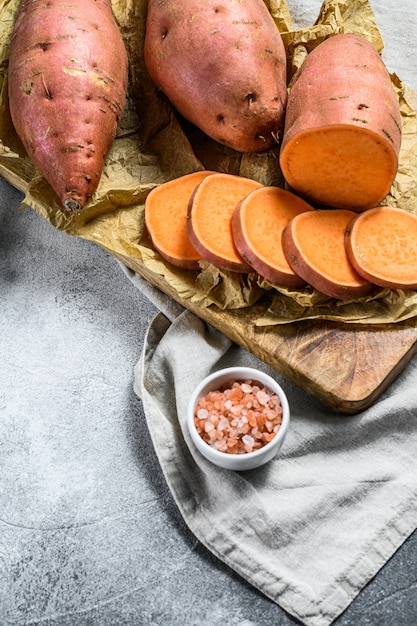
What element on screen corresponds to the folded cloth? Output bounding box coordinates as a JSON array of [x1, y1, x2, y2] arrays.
[[119, 263, 185, 322], [133, 306, 417, 626]]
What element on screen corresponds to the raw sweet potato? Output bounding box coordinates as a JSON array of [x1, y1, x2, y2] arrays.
[[282, 209, 373, 300], [145, 171, 215, 270], [231, 186, 314, 287], [8, 0, 128, 213], [187, 173, 263, 273], [279, 34, 402, 211], [144, 0, 287, 153], [345, 206, 417, 289]]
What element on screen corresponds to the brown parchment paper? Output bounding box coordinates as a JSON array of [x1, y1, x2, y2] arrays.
[[1, 0, 417, 324]]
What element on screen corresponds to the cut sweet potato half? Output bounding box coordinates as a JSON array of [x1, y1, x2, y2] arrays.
[[345, 206, 417, 289], [279, 34, 402, 211], [187, 173, 263, 273], [231, 186, 314, 287], [281, 126, 398, 210], [282, 209, 373, 300], [145, 171, 215, 270]]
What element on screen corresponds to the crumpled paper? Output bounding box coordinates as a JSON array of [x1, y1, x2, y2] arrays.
[[1, 0, 417, 324]]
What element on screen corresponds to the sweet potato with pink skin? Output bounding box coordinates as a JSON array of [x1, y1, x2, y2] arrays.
[[282, 209, 373, 300], [279, 33, 402, 211], [144, 0, 287, 153], [231, 186, 314, 287], [8, 0, 128, 213]]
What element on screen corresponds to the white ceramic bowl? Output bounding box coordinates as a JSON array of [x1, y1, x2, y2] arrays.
[[187, 366, 290, 471]]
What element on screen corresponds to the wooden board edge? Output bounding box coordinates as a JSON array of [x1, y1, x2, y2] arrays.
[[102, 246, 417, 415]]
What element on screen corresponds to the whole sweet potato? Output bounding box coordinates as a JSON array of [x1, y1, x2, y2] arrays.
[[144, 0, 287, 153], [8, 0, 128, 212], [279, 33, 402, 211]]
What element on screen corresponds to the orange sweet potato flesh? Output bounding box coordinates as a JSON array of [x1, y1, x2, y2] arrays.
[[279, 34, 402, 211], [345, 206, 417, 289], [145, 171, 215, 270], [187, 173, 263, 273], [231, 186, 314, 287], [8, 0, 128, 213], [282, 209, 373, 300], [144, 0, 287, 153]]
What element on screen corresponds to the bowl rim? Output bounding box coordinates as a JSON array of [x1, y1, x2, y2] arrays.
[[187, 366, 290, 462]]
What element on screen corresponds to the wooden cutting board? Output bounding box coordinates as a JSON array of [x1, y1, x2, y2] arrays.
[[2, 158, 417, 416], [110, 249, 417, 415]]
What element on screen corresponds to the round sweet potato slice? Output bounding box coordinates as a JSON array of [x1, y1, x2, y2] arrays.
[[231, 186, 314, 287], [145, 171, 215, 270], [345, 206, 417, 289], [187, 173, 263, 273], [282, 209, 373, 300]]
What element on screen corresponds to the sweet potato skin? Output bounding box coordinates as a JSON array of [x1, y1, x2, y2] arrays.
[[279, 33, 402, 210], [144, 0, 287, 153], [8, 0, 128, 212]]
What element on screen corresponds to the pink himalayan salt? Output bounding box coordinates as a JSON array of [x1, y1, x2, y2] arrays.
[[194, 379, 283, 455]]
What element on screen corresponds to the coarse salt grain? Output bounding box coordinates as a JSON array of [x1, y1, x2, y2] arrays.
[[194, 379, 283, 455], [242, 434, 255, 447], [256, 390, 270, 406], [218, 417, 229, 431]]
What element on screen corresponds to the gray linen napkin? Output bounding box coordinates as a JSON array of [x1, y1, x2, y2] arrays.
[[131, 293, 417, 626]]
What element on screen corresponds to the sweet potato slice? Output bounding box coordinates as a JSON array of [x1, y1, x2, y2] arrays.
[[187, 173, 263, 273], [145, 171, 215, 270], [231, 186, 314, 287], [279, 34, 402, 211], [345, 206, 417, 289], [282, 209, 373, 300]]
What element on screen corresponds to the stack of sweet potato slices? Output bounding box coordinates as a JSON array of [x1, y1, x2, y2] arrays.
[[144, 172, 417, 300]]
